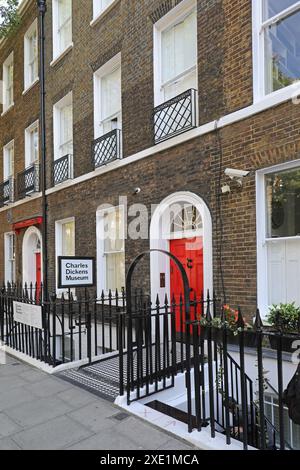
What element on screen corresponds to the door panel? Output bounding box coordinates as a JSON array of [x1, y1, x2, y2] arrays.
[[170, 237, 203, 332], [35, 252, 41, 300]]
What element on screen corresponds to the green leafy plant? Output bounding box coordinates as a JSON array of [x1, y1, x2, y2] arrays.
[[0, 0, 20, 40], [200, 304, 253, 336], [267, 303, 300, 332]]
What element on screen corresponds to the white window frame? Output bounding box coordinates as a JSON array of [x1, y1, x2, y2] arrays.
[[96, 205, 125, 297], [52, 0, 73, 61], [2, 52, 14, 114], [55, 217, 75, 295], [92, 0, 117, 23], [25, 120, 39, 168], [264, 393, 300, 450], [4, 232, 15, 284], [252, 0, 300, 106], [3, 140, 14, 181], [153, 0, 198, 106], [256, 158, 300, 318], [53, 91, 73, 162], [93, 53, 122, 140], [24, 19, 39, 92]]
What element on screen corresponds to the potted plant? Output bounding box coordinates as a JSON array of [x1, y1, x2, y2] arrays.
[[200, 305, 255, 347], [267, 303, 300, 353]]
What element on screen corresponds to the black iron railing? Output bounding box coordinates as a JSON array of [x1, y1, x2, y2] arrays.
[[92, 129, 122, 169], [0, 284, 126, 367], [53, 154, 73, 186], [185, 300, 300, 450], [153, 89, 197, 144], [17, 163, 40, 200], [0, 178, 14, 207], [2, 280, 300, 451]]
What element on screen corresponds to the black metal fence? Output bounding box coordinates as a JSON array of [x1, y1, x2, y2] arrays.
[[17, 163, 40, 199], [122, 289, 300, 451], [52, 154, 73, 185], [0, 178, 14, 207], [153, 89, 197, 144], [0, 284, 126, 367], [1, 283, 300, 450], [92, 129, 122, 169], [185, 302, 300, 450]]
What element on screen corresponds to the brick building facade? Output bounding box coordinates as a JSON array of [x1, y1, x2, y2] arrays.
[[0, 0, 42, 287], [1, 0, 300, 318]]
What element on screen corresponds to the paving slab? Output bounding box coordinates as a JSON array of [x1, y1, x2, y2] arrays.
[[67, 401, 118, 432], [0, 356, 195, 451], [0, 413, 22, 438], [0, 375, 28, 392], [12, 415, 93, 450], [57, 387, 98, 409], [115, 416, 172, 450], [23, 376, 72, 398], [0, 437, 21, 450], [0, 387, 37, 412], [5, 396, 74, 428], [66, 427, 143, 451]]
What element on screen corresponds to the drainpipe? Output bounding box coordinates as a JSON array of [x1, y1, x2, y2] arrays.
[[37, 0, 48, 299]]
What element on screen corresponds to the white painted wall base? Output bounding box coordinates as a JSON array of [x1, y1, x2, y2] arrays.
[[1, 345, 120, 375]]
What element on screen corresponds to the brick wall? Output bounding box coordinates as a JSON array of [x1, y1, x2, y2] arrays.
[[0, 0, 42, 283]]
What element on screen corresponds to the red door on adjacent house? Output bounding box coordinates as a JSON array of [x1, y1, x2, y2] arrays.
[[35, 252, 41, 300], [170, 237, 203, 332]]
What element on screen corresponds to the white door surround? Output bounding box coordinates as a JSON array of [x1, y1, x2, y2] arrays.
[[22, 226, 43, 286], [150, 191, 213, 302]]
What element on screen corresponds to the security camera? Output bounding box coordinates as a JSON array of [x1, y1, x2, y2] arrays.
[[225, 168, 250, 186]]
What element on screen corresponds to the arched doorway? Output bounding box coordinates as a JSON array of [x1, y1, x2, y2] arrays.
[[22, 226, 43, 287], [150, 192, 213, 307]]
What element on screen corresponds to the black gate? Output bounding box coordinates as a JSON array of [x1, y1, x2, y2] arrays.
[[121, 249, 193, 406]]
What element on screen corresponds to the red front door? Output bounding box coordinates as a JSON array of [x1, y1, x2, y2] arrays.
[[35, 252, 41, 300], [170, 237, 203, 332]]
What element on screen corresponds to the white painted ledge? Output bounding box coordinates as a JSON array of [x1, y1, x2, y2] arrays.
[[50, 43, 74, 68], [1, 103, 14, 117], [22, 77, 39, 96], [90, 0, 120, 27]]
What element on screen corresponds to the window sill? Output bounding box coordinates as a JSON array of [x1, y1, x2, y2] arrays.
[[90, 0, 120, 27], [1, 103, 14, 117], [51, 43, 74, 68], [22, 77, 39, 96], [254, 82, 300, 112]]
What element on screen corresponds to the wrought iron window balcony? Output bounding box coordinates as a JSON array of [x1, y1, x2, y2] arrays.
[[53, 154, 73, 186], [153, 89, 197, 145], [17, 163, 40, 200], [92, 129, 122, 169], [0, 177, 14, 208]]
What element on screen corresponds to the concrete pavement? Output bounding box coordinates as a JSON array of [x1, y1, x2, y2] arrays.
[[0, 354, 195, 450]]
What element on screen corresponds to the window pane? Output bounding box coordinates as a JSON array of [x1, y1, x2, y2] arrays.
[[101, 67, 121, 121], [264, 9, 300, 94], [104, 208, 124, 253], [58, 0, 72, 50], [161, 10, 197, 86], [29, 127, 39, 163], [60, 104, 73, 155], [266, 167, 300, 238], [106, 252, 125, 291], [62, 222, 75, 256], [263, 0, 299, 20]]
